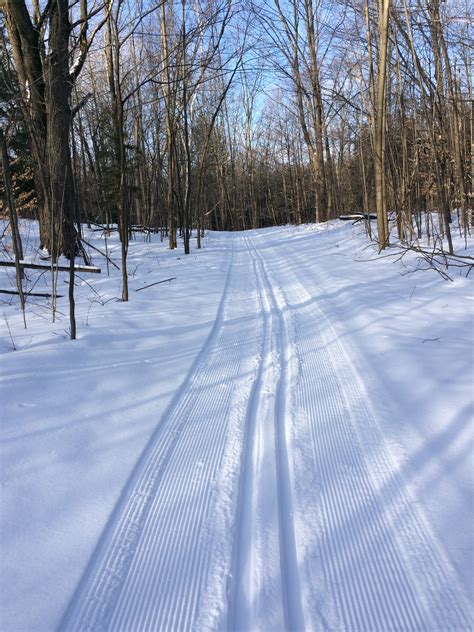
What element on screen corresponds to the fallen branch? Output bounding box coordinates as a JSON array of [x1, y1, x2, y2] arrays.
[[339, 213, 377, 221], [135, 277, 176, 292], [358, 238, 474, 280], [0, 260, 101, 273], [0, 289, 63, 298], [91, 226, 118, 232], [80, 237, 120, 270], [131, 224, 160, 234]]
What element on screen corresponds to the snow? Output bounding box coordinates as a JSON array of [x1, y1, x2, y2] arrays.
[[0, 220, 472, 631]]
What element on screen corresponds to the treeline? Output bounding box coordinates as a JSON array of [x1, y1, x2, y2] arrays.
[[0, 0, 472, 326]]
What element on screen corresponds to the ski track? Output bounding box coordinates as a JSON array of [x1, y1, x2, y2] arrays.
[[227, 234, 303, 632], [61, 234, 262, 631], [61, 229, 472, 632], [251, 229, 472, 631]]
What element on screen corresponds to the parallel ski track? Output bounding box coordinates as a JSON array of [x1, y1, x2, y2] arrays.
[[227, 233, 278, 631], [248, 235, 305, 631], [61, 235, 264, 631], [255, 230, 471, 631], [60, 228, 471, 632], [227, 234, 304, 631]]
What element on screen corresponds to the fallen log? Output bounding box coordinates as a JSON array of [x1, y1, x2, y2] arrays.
[[0, 289, 63, 298], [131, 224, 161, 233], [339, 213, 377, 221], [0, 260, 101, 274]]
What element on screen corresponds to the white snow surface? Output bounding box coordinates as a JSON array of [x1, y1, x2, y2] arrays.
[[1, 221, 473, 631]]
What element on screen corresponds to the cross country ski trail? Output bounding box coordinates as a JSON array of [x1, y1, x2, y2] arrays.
[[249, 229, 471, 631], [227, 235, 303, 631], [61, 234, 264, 631], [61, 230, 472, 632]]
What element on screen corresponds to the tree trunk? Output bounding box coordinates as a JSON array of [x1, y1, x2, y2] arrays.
[[2, 0, 78, 258], [0, 127, 26, 321], [374, 0, 391, 250]]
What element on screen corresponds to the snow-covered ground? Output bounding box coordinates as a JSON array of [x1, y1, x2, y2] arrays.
[[0, 220, 472, 631]]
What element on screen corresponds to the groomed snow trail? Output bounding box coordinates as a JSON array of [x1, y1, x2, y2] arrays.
[[62, 231, 471, 632], [228, 236, 303, 632], [247, 230, 471, 631]]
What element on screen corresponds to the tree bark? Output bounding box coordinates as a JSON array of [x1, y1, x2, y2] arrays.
[[374, 0, 391, 250], [0, 127, 26, 321]]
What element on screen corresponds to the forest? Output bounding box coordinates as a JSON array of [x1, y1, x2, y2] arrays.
[[1, 3, 473, 630], [0, 0, 472, 331]]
